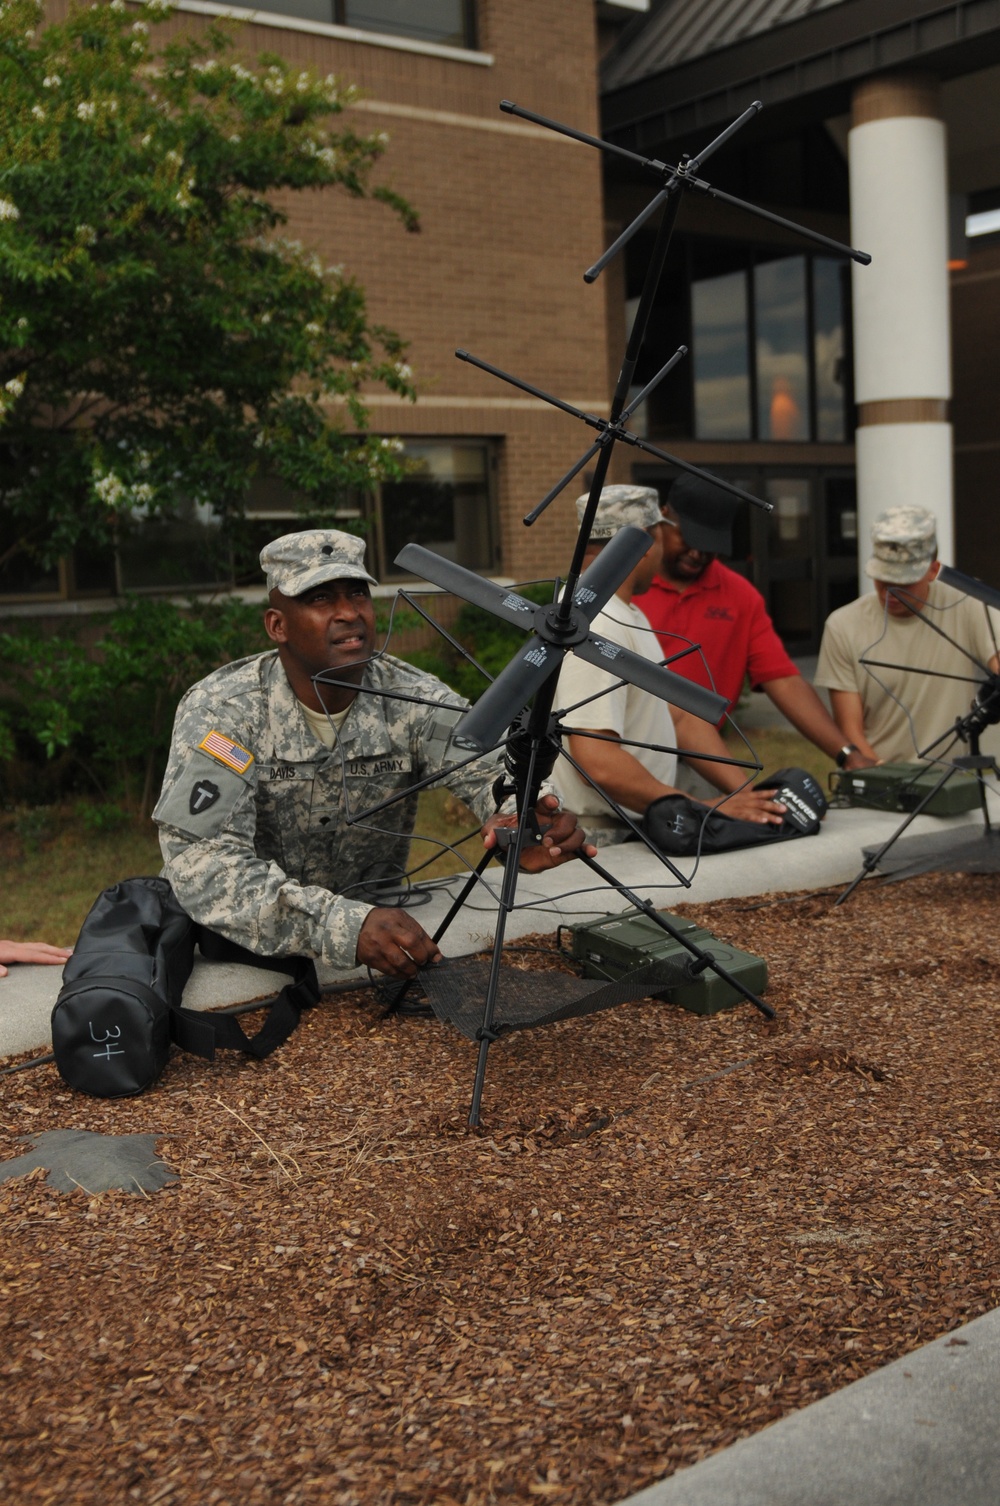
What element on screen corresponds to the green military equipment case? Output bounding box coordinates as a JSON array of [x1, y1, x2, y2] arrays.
[[563, 907, 767, 1017], [829, 761, 982, 816]]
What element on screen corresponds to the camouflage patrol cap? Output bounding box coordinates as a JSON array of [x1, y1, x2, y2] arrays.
[[260, 528, 376, 596], [575, 484, 661, 541], [864, 507, 938, 584]]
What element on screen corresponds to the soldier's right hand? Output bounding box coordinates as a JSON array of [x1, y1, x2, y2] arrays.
[[355, 908, 443, 978]]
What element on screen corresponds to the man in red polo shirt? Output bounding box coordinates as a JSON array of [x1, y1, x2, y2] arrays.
[[633, 475, 874, 776]]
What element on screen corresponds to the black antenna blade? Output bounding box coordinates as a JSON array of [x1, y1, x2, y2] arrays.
[[688, 178, 871, 264], [570, 526, 653, 622], [573, 636, 727, 724], [523, 439, 605, 526], [687, 101, 763, 172], [455, 638, 562, 751], [938, 565, 1000, 612], [395, 545, 542, 631], [584, 188, 669, 283]]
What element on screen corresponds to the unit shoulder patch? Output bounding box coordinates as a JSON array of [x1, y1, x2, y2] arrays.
[[189, 779, 221, 815], [198, 729, 254, 774], [153, 750, 251, 838]]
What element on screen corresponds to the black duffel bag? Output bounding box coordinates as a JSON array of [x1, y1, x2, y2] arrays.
[[51, 877, 319, 1098], [643, 765, 827, 857]]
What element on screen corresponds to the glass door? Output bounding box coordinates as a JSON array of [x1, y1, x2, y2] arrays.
[[763, 476, 814, 648], [821, 474, 859, 617], [633, 463, 859, 655]]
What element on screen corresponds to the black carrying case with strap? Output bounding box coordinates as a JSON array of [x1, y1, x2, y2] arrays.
[[642, 766, 827, 856], [52, 877, 319, 1098]]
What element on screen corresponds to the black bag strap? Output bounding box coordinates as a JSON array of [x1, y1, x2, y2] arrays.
[[172, 930, 320, 1062]]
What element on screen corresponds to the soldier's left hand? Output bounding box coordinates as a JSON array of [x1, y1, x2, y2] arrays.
[[482, 795, 597, 870]]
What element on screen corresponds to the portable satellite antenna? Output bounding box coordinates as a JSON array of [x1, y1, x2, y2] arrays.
[[326, 97, 871, 1124], [836, 566, 1000, 903]]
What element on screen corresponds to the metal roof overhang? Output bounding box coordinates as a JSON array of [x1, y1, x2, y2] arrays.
[[602, 0, 1000, 153]]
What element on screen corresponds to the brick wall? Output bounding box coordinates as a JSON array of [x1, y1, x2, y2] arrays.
[[196, 0, 622, 581], [35, 1, 629, 588]]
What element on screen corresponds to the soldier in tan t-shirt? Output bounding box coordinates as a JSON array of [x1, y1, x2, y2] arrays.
[[815, 507, 1000, 763]]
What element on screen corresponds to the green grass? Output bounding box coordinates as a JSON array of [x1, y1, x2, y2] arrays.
[[0, 726, 829, 944], [0, 789, 481, 945], [1, 809, 164, 946], [725, 722, 834, 792]]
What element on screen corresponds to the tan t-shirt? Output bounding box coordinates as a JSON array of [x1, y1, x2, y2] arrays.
[[299, 700, 351, 749], [552, 597, 678, 819], [815, 581, 999, 761]]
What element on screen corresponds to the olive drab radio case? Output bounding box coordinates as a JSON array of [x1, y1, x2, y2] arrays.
[[51, 877, 319, 1097]]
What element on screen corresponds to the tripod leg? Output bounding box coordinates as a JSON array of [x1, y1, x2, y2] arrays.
[[834, 764, 957, 906], [468, 726, 554, 1126], [969, 732, 993, 834], [381, 848, 496, 1015], [468, 837, 522, 1126], [432, 848, 496, 948]]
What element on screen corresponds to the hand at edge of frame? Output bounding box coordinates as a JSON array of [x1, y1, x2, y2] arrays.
[[0, 941, 73, 978]]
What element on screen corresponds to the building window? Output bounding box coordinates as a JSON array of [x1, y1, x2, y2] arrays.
[[812, 258, 848, 443], [338, 1, 475, 48], [691, 252, 849, 442], [691, 269, 751, 441], [116, 498, 230, 593], [376, 440, 497, 579], [0, 439, 498, 604], [628, 232, 852, 445], [690, 249, 849, 443], [0, 546, 62, 599], [212, 0, 477, 48], [755, 257, 808, 442], [237, 441, 498, 585]]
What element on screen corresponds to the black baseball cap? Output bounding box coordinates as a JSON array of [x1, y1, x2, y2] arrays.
[[666, 474, 741, 555]]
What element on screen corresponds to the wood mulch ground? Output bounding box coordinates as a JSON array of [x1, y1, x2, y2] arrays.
[[2, 870, 1000, 1506]]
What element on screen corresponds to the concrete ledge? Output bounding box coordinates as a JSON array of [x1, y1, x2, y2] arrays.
[[2, 802, 991, 1060], [618, 1306, 1000, 1506], [0, 955, 365, 1061]]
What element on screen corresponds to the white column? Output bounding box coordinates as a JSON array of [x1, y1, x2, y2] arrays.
[[849, 74, 953, 589]]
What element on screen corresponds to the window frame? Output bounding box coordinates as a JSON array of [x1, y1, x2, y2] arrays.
[[333, 0, 477, 50], [372, 436, 500, 582], [0, 434, 501, 604]]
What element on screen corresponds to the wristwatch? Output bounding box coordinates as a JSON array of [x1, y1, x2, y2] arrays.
[[835, 743, 858, 769]]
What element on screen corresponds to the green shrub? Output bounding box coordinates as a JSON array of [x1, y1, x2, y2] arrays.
[[75, 800, 132, 835], [0, 582, 557, 818], [442, 580, 558, 700], [0, 598, 268, 818], [12, 804, 54, 854]]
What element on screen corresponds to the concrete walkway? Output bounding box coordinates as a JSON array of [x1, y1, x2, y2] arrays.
[[618, 1306, 1000, 1506]]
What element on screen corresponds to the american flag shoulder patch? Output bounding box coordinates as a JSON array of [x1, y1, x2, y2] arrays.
[[197, 730, 254, 774]]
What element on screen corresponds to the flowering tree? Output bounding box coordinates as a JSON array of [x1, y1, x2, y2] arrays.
[[0, 0, 416, 577]]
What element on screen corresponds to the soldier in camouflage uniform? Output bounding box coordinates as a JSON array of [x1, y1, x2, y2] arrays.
[[154, 529, 589, 977]]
